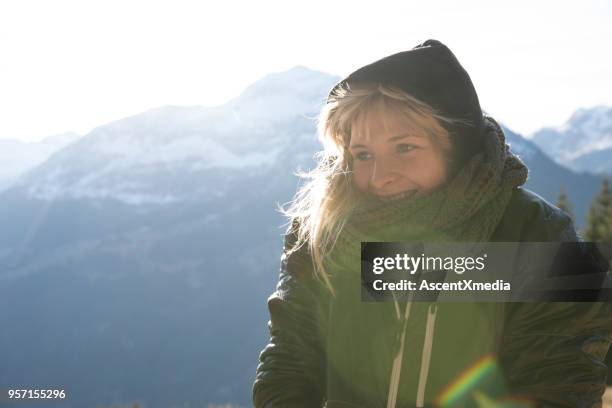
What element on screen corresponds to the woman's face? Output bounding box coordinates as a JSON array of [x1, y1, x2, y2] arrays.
[[349, 104, 450, 199]]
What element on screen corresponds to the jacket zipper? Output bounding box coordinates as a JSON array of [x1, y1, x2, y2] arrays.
[[416, 304, 438, 407], [386, 296, 413, 408], [386, 300, 438, 408]]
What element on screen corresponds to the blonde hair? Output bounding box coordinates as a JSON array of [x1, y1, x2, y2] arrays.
[[278, 82, 469, 297]]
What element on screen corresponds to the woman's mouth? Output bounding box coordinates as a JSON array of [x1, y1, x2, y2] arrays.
[[376, 190, 418, 201]]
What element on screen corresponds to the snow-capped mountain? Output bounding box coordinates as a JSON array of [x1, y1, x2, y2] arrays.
[[226, 64, 334, 124], [531, 105, 612, 173], [0, 132, 81, 192], [10, 66, 338, 205]]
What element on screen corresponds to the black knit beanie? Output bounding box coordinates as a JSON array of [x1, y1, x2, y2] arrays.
[[327, 39, 486, 176]]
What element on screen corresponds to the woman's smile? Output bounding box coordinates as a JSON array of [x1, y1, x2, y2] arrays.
[[376, 189, 419, 201]]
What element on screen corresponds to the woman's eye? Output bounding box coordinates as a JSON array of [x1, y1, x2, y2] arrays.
[[354, 151, 371, 161], [397, 144, 417, 154]]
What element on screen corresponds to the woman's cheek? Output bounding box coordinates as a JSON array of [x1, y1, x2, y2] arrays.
[[418, 151, 448, 188], [352, 167, 369, 192]]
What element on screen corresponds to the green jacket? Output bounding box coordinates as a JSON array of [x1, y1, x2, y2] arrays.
[[253, 187, 612, 407]]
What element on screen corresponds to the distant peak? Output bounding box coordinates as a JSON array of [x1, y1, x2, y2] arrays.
[[568, 104, 612, 122], [287, 64, 311, 72], [231, 65, 340, 109], [253, 65, 335, 85]]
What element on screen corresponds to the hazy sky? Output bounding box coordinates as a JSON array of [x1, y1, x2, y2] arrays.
[[1, 0, 611, 142]]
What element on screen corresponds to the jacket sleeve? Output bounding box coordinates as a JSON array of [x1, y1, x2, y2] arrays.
[[499, 206, 612, 407], [500, 301, 612, 407], [252, 226, 329, 408]]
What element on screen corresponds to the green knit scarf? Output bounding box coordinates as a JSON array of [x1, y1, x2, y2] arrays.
[[323, 115, 529, 282]]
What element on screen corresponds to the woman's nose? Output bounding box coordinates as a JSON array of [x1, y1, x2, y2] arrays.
[[370, 160, 398, 190]]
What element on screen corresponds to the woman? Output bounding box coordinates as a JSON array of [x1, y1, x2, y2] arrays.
[[252, 39, 612, 407]]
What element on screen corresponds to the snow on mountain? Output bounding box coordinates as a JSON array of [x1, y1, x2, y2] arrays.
[[228, 65, 334, 123], [0, 132, 81, 192], [531, 105, 612, 171], [10, 66, 339, 204]]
